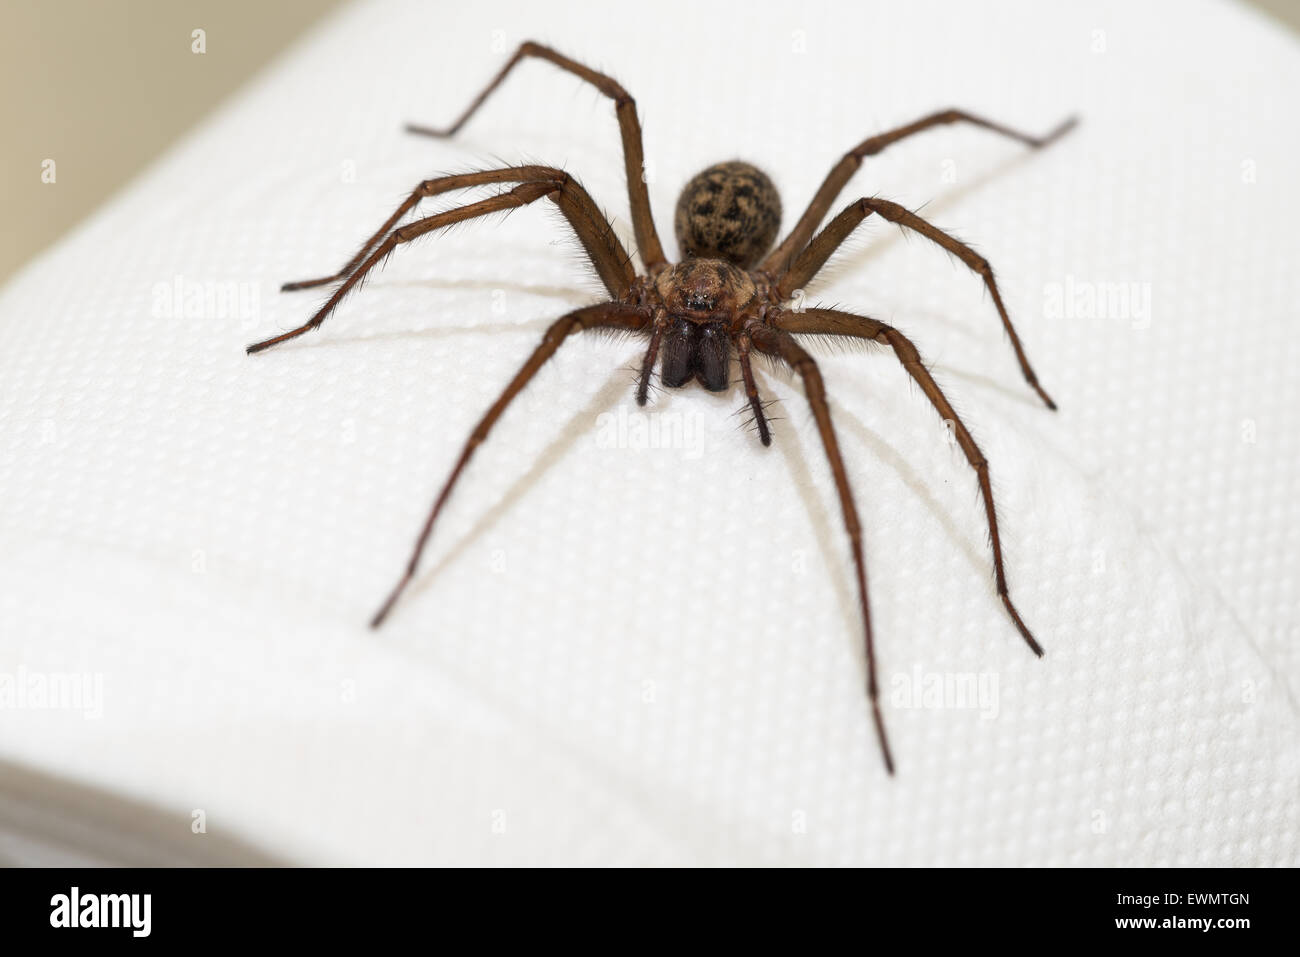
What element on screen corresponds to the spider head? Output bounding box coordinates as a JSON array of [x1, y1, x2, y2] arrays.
[[674, 161, 782, 268], [655, 259, 757, 318], [653, 259, 757, 393]]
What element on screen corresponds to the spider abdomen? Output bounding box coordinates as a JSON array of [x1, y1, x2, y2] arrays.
[[674, 161, 782, 268]]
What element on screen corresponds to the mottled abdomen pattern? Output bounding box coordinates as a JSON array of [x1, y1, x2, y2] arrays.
[[674, 161, 782, 269]]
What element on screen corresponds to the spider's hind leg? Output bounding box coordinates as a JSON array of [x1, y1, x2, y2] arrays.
[[406, 41, 668, 271], [763, 108, 1077, 279]]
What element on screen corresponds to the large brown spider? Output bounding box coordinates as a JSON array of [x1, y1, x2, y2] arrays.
[[247, 42, 1076, 773]]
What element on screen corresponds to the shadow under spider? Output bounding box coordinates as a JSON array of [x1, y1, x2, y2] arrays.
[[936, 366, 1050, 409], [754, 361, 994, 673], [396, 366, 631, 610], [261, 311, 607, 351], [360, 275, 592, 303], [384, 346, 1021, 650], [255, 278, 595, 352]]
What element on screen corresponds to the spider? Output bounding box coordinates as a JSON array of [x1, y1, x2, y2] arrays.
[[247, 42, 1076, 773]]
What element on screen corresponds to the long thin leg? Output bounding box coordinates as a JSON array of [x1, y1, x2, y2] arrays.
[[247, 168, 636, 354], [407, 41, 668, 272], [777, 196, 1057, 410], [279, 166, 594, 293], [735, 331, 771, 446], [747, 323, 893, 774], [761, 109, 1076, 278], [635, 307, 668, 406], [371, 301, 651, 627], [276, 164, 634, 297], [772, 307, 1043, 658]]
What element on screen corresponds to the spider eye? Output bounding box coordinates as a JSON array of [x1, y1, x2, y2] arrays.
[[674, 161, 782, 269]]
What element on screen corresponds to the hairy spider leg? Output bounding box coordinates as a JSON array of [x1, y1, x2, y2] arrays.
[[276, 165, 619, 293], [735, 331, 772, 446], [763, 108, 1076, 277], [407, 41, 668, 272], [778, 196, 1058, 409], [370, 302, 651, 627], [246, 168, 636, 353], [772, 307, 1044, 658], [635, 308, 669, 405], [274, 165, 634, 297], [748, 322, 894, 774]]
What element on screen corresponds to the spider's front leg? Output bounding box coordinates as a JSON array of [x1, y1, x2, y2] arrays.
[[771, 306, 1044, 658], [735, 331, 772, 446], [635, 308, 668, 407], [748, 320, 893, 773], [370, 301, 652, 627]]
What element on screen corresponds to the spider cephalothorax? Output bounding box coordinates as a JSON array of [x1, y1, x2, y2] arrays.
[[655, 255, 759, 318], [652, 256, 759, 391], [248, 40, 1076, 773]]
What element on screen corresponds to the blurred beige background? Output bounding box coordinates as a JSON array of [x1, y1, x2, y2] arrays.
[[0, 0, 346, 283], [1, 0, 1295, 285]]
